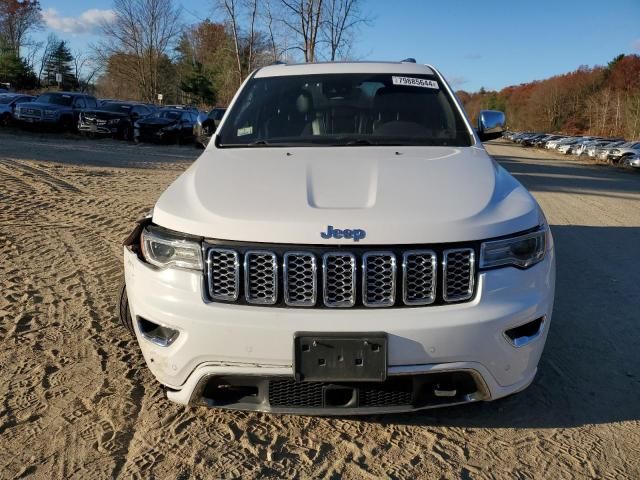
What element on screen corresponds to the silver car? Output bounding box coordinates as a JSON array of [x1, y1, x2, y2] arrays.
[[622, 154, 640, 168], [608, 142, 640, 163]]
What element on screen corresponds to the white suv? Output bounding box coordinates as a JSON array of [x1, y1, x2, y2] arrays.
[[120, 61, 555, 414]]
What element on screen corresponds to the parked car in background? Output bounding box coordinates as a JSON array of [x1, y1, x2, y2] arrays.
[[521, 133, 547, 146], [622, 153, 640, 168], [194, 107, 226, 148], [14, 92, 98, 131], [608, 142, 640, 163], [557, 138, 583, 154], [0, 93, 34, 126], [592, 140, 624, 158], [78, 101, 154, 140], [162, 104, 199, 113], [133, 108, 198, 144]]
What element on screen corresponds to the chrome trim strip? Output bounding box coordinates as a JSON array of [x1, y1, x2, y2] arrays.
[[362, 251, 396, 307], [322, 252, 356, 308], [206, 248, 240, 301], [402, 250, 437, 305], [244, 250, 278, 305], [503, 316, 546, 348], [283, 252, 317, 307], [442, 248, 475, 302]]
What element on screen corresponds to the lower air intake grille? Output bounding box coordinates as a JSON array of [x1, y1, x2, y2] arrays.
[[268, 380, 323, 408]]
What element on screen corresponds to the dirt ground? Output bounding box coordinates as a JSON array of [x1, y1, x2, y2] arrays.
[[0, 131, 639, 479]]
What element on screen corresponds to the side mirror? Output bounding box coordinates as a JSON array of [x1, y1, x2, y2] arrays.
[[477, 110, 506, 142]]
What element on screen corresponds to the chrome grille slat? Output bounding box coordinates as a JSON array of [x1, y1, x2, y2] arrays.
[[207, 248, 240, 301], [322, 253, 356, 307], [283, 252, 317, 306], [362, 252, 396, 307], [403, 250, 437, 305], [244, 251, 278, 304], [443, 248, 475, 302]]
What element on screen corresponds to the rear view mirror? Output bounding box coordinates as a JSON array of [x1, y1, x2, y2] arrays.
[[477, 110, 505, 142]]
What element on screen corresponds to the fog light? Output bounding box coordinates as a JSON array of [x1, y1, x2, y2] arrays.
[[137, 317, 179, 346], [504, 317, 545, 348]]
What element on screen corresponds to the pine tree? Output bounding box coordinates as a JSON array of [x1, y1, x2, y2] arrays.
[[0, 37, 37, 89], [43, 40, 77, 89]]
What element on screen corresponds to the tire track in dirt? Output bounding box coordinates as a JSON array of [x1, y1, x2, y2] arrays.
[[1, 136, 639, 479]]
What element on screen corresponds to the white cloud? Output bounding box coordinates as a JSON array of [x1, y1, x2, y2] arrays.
[[42, 8, 116, 35]]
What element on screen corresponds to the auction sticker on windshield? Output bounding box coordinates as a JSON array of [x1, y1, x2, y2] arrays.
[[392, 76, 439, 89]]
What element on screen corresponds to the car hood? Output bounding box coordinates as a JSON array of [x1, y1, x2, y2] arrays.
[[153, 145, 542, 244], [19, 102, 68, 110]]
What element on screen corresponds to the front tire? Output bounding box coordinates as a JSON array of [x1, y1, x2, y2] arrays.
[[118, 282, 135, 336]]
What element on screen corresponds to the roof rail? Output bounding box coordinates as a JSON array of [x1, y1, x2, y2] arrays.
[[271, 60, 287, 65], [401, 58, 416, 63]]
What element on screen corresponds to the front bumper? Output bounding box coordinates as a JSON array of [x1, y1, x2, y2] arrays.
[[78, 123, 118, 135], [123, 240, 555, 412]]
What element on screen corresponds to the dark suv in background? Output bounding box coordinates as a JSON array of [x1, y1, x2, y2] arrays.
[[14, 92, 98, 131], [0, 93, 34, 126], [133, 108, 198, 144], [78, 101, 154, 140]]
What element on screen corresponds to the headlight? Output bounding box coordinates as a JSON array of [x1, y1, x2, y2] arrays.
[[611, 149, 620, 154], [480, 227, 548, 269], [140, 227, 203, 270], [44, 109, 56, 116]]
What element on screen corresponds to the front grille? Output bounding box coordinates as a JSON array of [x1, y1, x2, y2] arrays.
[[207, 248, 239, 301], [21, 108, 41, 116], [362, 252, 396, 307], [204, 243, 477, 308], [323, 253, 356, 307], [283, 252, 317, 306], [443, 249, 475, 302], [402, 250, 436, 305], [244, 251, 278, 304]]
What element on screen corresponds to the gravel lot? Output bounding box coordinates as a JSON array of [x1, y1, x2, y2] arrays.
[[0, 131, 639, 479]]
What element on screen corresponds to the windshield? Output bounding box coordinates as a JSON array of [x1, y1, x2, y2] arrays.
[[101, 103, 133, 113], [217, 73, 472, 147], [36, 93, 73, 106], [154, 110, 181, 120]]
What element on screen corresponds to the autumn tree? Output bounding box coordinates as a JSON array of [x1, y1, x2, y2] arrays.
[[98, 0, 183, 102], [0, 0, 42, 55]]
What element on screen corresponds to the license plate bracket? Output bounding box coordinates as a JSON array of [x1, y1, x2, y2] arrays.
[[294, 332, 387, 382]]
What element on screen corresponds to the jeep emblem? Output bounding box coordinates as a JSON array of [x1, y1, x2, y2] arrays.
[[320, 225, 366, 242]]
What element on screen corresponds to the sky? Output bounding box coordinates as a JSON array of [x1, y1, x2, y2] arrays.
[[34, 0, 640, 92]]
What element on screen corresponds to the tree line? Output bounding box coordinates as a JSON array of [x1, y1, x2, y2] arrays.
[[459, 54, 640, 140]]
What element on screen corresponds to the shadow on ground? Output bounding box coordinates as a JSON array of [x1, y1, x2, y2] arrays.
[[361, 224, 640, 428]]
